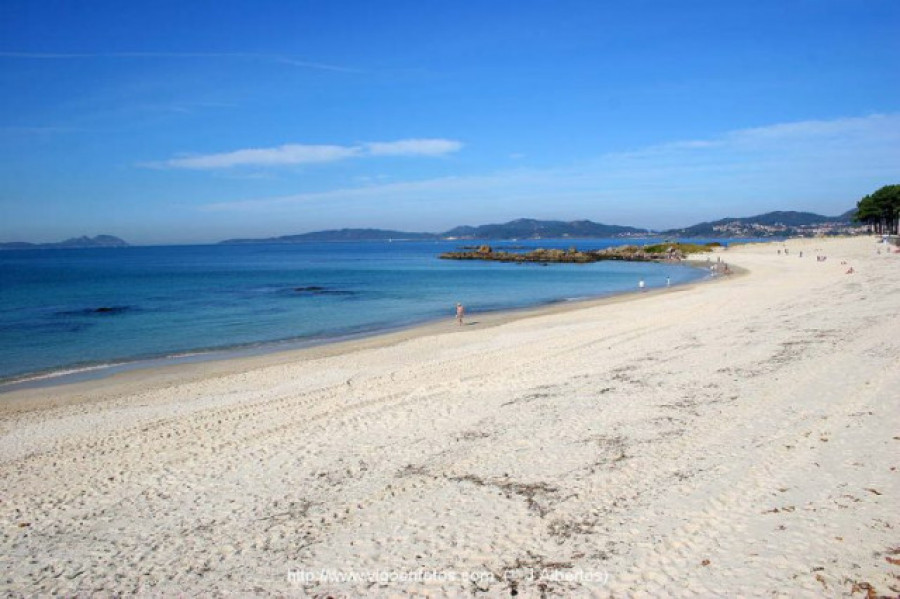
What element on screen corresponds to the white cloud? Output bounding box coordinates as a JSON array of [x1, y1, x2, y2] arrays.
[[200, 113, 900, 228], [161, 144, 360, 169], [152, 138, 463, 169], [365, 139, 463, 156]]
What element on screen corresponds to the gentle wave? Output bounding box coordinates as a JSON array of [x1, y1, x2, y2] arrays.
[[0, 239, 724, 388]]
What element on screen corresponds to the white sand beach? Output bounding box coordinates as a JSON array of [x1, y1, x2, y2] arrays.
[[1, 236, 898, 597]]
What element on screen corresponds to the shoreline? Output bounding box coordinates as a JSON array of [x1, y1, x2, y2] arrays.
[[0, 259, 722, 400], [4, 236, 895, 596]]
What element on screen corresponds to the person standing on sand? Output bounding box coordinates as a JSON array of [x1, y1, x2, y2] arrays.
[[456, 302, 465, 325], [639, 279, 645, 292], [666, 276, 671, 287]]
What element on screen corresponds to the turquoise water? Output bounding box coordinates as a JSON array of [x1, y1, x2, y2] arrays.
[[0, 239, 712, 383]]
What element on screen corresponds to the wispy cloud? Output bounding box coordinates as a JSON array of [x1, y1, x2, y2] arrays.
[[365, 139, 463, 156], [0, 51, 359, 73], [158, 144, 359, 169], [199, 113, 900, 228], [150, 138, 463, 169], [618, 114, 899, 157]]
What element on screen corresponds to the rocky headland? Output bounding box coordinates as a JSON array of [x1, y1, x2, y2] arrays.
[[439, 242, 716, 263]]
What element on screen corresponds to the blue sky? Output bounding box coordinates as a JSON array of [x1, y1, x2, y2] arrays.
[[1, 0, 898, 243]]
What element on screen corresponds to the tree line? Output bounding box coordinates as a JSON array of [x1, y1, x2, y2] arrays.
[[854, 184, 900, 235]]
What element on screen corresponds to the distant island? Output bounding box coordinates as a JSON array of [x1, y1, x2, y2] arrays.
[[220, 211, 858, 244], [0, 235, 129, 251]]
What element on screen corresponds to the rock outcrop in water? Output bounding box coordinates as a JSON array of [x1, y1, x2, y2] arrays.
[[57, 306, 135, 316], [440, 243, 714, 263], [291, 286, 355, 296]]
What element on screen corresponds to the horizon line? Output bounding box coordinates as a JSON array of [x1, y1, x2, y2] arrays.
[[0, 208, 860, 246]]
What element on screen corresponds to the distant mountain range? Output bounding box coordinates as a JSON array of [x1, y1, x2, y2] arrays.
[[220, 211, 856, 244], [1, 211, 859, 249], [0, 235, 129, 250], [221, 228, 437, 244], [220, 218, 647, 244], [442, 219, 645, 239], [665, 210, 857, 238]]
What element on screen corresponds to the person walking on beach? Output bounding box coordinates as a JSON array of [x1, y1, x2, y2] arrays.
[[638, 279, 645, 292], [456, 302, 465, 326], [666, 276, 671, 287]]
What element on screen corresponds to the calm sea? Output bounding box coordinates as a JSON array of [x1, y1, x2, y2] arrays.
[[0, 239, 718, 385]]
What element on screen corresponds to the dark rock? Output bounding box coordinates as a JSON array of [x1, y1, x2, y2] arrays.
[[58, 306, 133, 316], [291, 286, 355, 296], [439, 243, 698, 263]]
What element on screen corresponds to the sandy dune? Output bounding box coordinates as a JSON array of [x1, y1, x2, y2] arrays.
[[1, 236, 898, 597]]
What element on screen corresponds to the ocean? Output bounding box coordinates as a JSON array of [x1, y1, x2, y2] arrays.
[[0, 239, 716, 386]]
